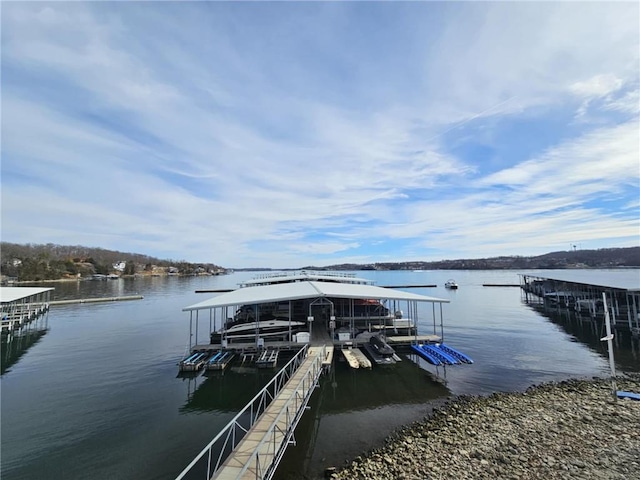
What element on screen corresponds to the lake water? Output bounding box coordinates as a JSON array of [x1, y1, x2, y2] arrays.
[[2, 270, 639, 480]]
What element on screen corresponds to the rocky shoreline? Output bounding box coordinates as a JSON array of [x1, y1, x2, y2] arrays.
[[326, 375, 640, 479]]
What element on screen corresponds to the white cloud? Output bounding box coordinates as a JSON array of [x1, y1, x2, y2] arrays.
[[604, 89, 640, 115], [570, 74, 624, 99]]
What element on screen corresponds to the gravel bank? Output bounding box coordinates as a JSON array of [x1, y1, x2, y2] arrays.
[[327, 375, 640, 480]]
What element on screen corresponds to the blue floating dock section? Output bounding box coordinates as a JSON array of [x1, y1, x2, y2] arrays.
[[617, 391, 640, 401], [411, 344, 441, 365], [439, 343, 474, 364], [423, 344, 459, 365], [410, 343, 473, 366]]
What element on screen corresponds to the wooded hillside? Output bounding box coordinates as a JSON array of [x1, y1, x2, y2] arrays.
[[0, 242, 225, 281]]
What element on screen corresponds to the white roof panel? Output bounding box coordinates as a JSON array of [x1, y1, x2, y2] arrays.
[[0, 287, 55, 303], [241, 270, 373, 286], [307, 281, 447, 302], [183, 281, 448, 311], [522, 270, 640, 292]]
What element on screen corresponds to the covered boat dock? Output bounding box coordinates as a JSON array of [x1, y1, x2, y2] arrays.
[[520, 271, 640, 335], [182, 277, 449, 354], [1, 287, 54, 334]]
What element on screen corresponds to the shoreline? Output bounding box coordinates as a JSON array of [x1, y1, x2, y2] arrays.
[[2, 272, 219, 285], [324, 375, 640, 479]]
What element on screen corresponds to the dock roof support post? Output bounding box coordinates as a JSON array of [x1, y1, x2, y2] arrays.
[[413, 302, 418, 345], [432, 302, 436, 336], [189, 312, 193, 350], [439, 303, 444, 342], [195, 310, 199, 346]]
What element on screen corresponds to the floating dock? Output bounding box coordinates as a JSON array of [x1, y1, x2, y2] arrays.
[[49, 295, 143, 305], [176, 345, 328, 480], [179, 351, 210, 372], [341, 348, 361, 369], [206, 351, 235, 371], [410, 343, 473, 366], [350, 348, 372, 368], [438, 343, 474, 363], [520, 271, 640, 333], [255, 348, 279, 368]]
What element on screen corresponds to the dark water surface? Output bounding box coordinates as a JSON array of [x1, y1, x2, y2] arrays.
[[2, 270, 638, 480]]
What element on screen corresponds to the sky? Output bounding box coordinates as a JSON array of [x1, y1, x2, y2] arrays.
[[1, 2, 639, 269]]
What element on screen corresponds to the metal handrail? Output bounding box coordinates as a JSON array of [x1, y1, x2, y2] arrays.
[[175, 344, 310, 480], [236, 345, 325, 480]]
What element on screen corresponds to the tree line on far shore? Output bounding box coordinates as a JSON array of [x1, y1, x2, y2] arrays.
[[303, 246, 640, 271], [2, 242, 638, 282], [0, 242, 225, 281]]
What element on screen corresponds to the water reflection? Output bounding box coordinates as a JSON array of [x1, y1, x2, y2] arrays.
[[525, 302, 640, 372], [322, 354, 451, 412], [1, 315, 50, 375], [180, 366, 277, 413]]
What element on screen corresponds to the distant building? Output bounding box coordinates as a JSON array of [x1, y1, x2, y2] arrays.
[[113, 261, 127, 272]]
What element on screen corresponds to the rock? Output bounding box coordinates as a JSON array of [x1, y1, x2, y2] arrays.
[[326, 377, 640, 480]]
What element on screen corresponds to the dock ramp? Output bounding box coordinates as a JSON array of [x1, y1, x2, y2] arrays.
[[175, 344, 330, 480]]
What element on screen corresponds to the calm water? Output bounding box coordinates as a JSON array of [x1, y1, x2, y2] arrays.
[[2, 270, 639, 480]]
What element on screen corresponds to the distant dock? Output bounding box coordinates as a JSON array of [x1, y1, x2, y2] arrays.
[[49, 295, 143, 305], [520, 272, 640, 334]]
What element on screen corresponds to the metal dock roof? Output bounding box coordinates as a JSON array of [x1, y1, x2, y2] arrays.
[[240, 270, 373, 286], [521, 270, 640, 292], [0, 287, 55, 303], [184, 281, 448, 311]]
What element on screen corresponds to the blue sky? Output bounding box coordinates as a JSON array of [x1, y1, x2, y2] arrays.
[[1, 2, 638, 268]]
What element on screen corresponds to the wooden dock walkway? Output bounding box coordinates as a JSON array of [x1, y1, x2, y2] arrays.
[[212, 346, 330, 480], [386, 334, 441, 344]]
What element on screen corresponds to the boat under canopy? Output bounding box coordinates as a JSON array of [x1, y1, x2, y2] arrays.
[[182, 272, 449, 350]]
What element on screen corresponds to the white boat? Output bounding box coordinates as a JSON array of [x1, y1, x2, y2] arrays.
[[445, 279, 458, 290], [211, 318, 306, 343]]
